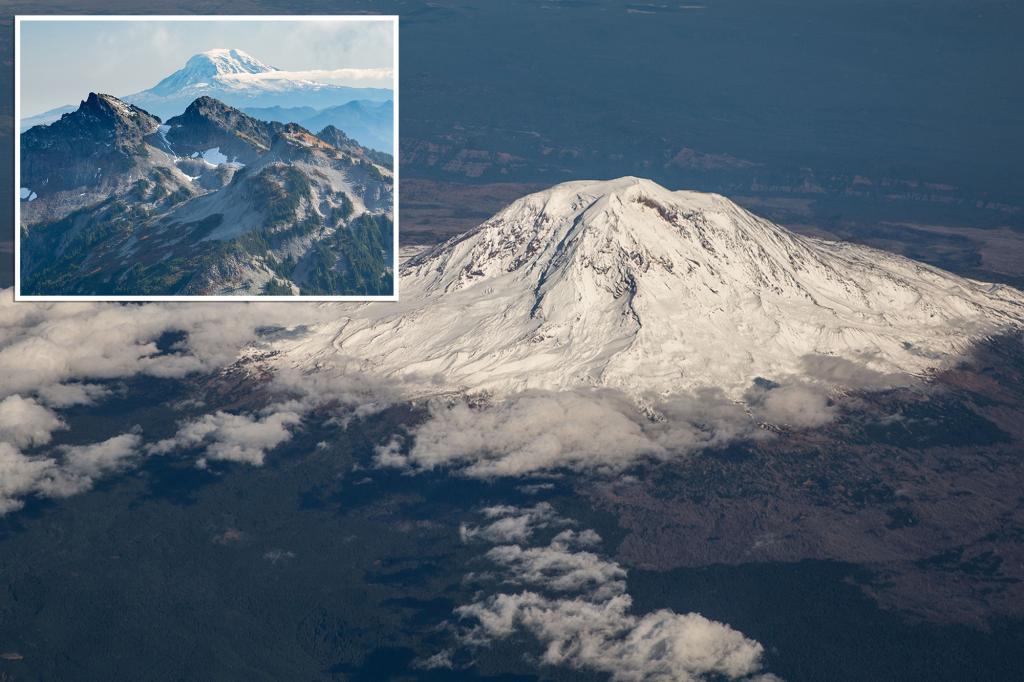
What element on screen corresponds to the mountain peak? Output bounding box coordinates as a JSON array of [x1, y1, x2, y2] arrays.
[[20, 93, 162, 196], [409, 176, 760, 296], [164, 96, 276, 158], [184, 95, 241, 116], [317, 125, 355, 145], [168, 96, 258, 132], [275, 178, 1024, 397], [52, 92, 161, 139], [150, 49, 277, 96], [79, 92, 160, 124], [188, 48, 277, 75]]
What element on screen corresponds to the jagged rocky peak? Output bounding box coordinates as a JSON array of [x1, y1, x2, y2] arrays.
[[172, 95, 256, 125], [77, 92, 161, 126], [36, 92, 162, 144], [316, 125, 357, 149], [275, 177, 1024, 397], [20, 93, 162, 190], [315, 125, 393, 168], [19, 93, 192, 228], [164, 96, 275, 156]]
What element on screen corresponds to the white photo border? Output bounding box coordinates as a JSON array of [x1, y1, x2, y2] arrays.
[[14, 14, 400, 302]]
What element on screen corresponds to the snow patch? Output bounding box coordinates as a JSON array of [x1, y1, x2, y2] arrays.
[[156, 124, 175, 155], [200, 147, 229, 165], [19, 188, 37, 201]]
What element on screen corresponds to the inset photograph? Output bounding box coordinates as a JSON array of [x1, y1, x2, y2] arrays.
[[15, 16, 397, 300]]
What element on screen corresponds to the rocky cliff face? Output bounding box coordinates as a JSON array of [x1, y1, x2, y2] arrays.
[[162, 96, 276, 164], [20, 94, 168, 224], [315, 125, 393, 168]]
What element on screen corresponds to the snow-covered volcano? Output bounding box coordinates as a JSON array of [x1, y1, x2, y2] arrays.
[[124, 48, 392, 121], [275, 177, 1024, 396], [147, 49, 278, 96]]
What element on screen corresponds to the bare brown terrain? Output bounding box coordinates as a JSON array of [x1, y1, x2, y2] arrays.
[[583, 334, 1024, 627]]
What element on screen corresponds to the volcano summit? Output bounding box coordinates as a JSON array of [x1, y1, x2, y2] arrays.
[[275, 177, 1024, 396]]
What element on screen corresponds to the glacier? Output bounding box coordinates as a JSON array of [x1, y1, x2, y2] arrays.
[[271, 177, 1024, 398]]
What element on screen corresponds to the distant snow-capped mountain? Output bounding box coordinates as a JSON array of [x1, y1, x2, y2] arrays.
[[272, 177, 1024, 396], [146, 48, 279, 96], [20, 49, 394, 152], [125, 48, 392, 123]]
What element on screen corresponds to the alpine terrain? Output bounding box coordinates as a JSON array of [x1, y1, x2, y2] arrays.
[[274, 177, 1024, 395], [19, 93, 394, 296], [20, 49, 395, 154]]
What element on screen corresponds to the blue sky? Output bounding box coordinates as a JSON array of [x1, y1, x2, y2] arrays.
[[19, 18, 394, 116]]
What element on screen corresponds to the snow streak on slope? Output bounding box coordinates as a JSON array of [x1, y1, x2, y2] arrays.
[[275, 177, 1024, 398]]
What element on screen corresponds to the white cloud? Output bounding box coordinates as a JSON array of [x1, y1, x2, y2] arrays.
[[0, 443, 56, 514], [150, 405, 302, 466], [270, 365, 399, 419], [62, 432, 142, 477], [482, 531, 626, 601], [446, 506, 778, 682], [458, 592, 774, 682], [460, 502, 564, 544], [798, 355, 898, 389], [376, 391, 668, 477], [35, 382, 111, 408], [222, 68, 393, 89], [0, 289, 328, 400], [41, 433, 144, 498], [0, 395, 65, 448], [376, 389, 766, 478], [748, 383, 836, 428], [0, 432, 142, 514]]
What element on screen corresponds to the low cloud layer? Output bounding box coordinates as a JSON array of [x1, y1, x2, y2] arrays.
[[432, 505, 779, 681], [34, 382, 111, 408], [460, 503, 567, 544], [0, 393, 146, 513], [150, 405, 303, 467], [375, 388, 767, 478], [225, 68, 393, 89], [373, 356, 908, 479], [0, 289, 325, 400], [0, 290, 401, 513], [0, 288, 915, 512], [0, 395, 65, 449], [0, 432, 142, 514], [377, 391, 672, 477]]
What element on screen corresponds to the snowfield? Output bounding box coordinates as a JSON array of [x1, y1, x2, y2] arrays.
[[271, 177, 1024, 398]]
